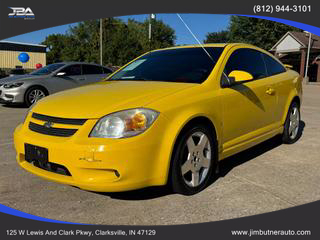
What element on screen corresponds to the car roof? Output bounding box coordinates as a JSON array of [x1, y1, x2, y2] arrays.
[[51, 62, 108, 67], [153, 43, 258, 51]]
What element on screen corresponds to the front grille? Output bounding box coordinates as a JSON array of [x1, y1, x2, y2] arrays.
[[29, 122, 78, 137], [32, 113, 87, 125], [26, 158, 72, 176], [28, 113, 88, 137]]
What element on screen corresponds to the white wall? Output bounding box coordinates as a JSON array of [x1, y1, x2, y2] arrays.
[[275, 35, 302, 53]]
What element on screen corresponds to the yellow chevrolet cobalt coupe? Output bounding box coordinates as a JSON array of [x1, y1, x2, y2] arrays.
[[14, 43, 302, 195]]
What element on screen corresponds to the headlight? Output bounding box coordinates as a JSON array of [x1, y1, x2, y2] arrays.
[[90, 108, 159, 138], [3, 82, 24, 89]]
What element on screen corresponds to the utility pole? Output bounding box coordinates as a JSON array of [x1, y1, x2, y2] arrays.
[[100, 18, 103, 65], [148, 17, 152, 41], [304, 31, 312, 83], [148, 14, 156, 49]]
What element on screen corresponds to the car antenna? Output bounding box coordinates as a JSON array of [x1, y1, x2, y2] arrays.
[[176, 13, 230, 81], [176, 13, 214, 62]]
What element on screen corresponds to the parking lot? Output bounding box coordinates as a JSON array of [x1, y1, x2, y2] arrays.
[[0, 84, 319, 225]]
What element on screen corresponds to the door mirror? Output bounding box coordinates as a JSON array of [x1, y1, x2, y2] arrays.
[[284, 64, 293, 69], [228, 70, 253, 83], [56, 72, 66, 77]]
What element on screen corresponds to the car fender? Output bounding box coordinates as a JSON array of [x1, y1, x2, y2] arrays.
[[281, 76, 302, 125], [154, 107, 221, 185]]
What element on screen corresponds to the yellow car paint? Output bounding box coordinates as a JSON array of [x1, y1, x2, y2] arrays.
[[228, 70, 254, 81], [14, 43, 302, 192]]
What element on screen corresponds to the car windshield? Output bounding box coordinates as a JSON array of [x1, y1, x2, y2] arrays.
[[109, 47, 224, 84], [30, 63, 65, 76]]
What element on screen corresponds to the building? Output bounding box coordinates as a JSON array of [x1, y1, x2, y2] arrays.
[[0, 41, 46, 71], [270, 31, 320, 83]]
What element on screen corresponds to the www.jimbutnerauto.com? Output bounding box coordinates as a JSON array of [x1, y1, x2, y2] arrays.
[[231, 229, 311, 237]]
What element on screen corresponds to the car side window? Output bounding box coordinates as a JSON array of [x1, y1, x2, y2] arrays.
[[103, 67, 112, 74], [82, 65, 103, 75], [224, 48, 267, 80], [62, 65, 82, 76], [262, 53, 286, 76]]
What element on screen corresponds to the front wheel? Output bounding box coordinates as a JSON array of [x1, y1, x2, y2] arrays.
[[25, 87, 47, 107], [282, 101, 301, 144], [170, 125, 217, 195]]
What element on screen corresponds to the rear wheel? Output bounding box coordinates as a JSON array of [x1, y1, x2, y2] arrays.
[[170, 125, 217, 195], [25, 87, 47, 107], [282, 101, 301, 144]]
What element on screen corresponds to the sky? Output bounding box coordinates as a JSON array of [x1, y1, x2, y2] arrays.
[[3, 14, 230, 46]]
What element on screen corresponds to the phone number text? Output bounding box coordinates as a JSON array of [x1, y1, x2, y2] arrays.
[[253, 5, 311, 14]]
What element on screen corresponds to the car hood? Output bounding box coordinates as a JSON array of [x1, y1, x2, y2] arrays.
[[0, 74, 44, 84], [33, 81, 196, 119]]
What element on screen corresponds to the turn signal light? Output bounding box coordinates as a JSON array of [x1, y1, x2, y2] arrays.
[[126, 112, 147, 131]]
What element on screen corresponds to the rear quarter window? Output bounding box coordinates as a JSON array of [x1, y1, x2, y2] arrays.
[[263, 54, 286, 76], [83, 65, 103, 74], [103, 67, 112, 74]]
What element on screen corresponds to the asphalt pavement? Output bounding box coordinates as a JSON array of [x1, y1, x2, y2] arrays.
[[0, 84, 319, 225]]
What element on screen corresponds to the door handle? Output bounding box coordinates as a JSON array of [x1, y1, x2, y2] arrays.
[[78, 78, 85, 81], [266, 88, 275, 95]]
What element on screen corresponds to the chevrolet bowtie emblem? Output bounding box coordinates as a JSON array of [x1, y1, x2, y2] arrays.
[[44, 121, 53, 128]]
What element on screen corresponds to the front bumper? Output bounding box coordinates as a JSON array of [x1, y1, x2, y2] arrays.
[[0, 87, 25, 103], [13, 115, 169, 192]]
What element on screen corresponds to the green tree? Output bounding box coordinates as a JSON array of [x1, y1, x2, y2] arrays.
[[42, 18, 176, 66], [204, 16, 302, 51], [66, 20, 100, 62], [102, 18, 144, 66], [228, 16, 301, 50], [142, 19, 176, 50], [204, 30, 229, 43], [42, 34, 70, 63]]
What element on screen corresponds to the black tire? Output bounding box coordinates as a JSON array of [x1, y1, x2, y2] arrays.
[[170, 125, 218, 195], [24, 86, 48, 107], [282, 101, 301, 144]]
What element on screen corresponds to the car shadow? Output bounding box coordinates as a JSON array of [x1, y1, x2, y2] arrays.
[[209, 120, 305, 184], [90, 185, 173, 201], [1, 103, 27, 108], [215, 135, 283, 179], [90, 121, 305, 201], [231, 84, 265, 111]]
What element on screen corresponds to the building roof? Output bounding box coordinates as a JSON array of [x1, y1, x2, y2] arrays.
[[271, 31, 320, 52], [290, 31, 320, 48], [0, 41, 46, 53], [0, 40, 46, 48]]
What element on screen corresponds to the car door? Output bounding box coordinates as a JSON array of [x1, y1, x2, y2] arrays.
[[82, 64, 108, 84], [220, 47, 278, 151], [49, 64, 85, 93], [262, 53, 289, 124]]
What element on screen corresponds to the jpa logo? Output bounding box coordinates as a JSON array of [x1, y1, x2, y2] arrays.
[[8, 7, 35, 19]]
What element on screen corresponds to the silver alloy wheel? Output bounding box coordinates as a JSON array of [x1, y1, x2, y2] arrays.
[[288, 105, 300, 140], [181, 131, 211, 187], [28, 89, 46, 104]]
